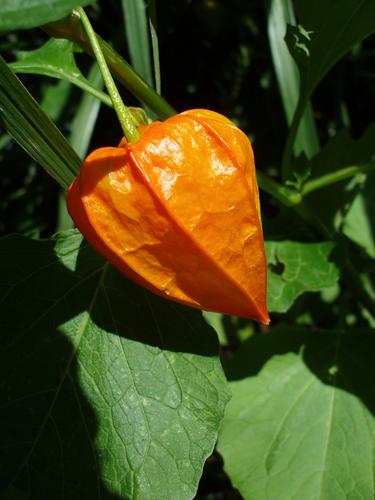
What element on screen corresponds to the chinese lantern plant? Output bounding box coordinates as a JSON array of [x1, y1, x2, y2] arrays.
[[0, 5, 267, 500], [67, 9, 269, 323], [2, 2, 375, 500]]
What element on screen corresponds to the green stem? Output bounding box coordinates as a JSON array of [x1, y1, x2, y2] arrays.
[[42, 13, 176, 120], [302, 161, 375, 196], [256, 171, 301, 206], [76, 7, 139, 143]]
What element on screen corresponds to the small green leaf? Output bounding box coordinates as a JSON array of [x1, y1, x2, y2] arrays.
[[266, 241, 339, 312], [218, 325, 375, 499], [343, 174, 375, 259], [0, 230, 230, 499], [0, 0, 95, 31], [0, 55, 80, 189], [10, 39, 112, 108]]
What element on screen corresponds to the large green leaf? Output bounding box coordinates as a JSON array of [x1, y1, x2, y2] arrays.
[[218, 325, 375, 499], [267, 0, 319, 158], [283, 0, 375, 178], [292, 0, 375, 100], [0, 55, 80, 189], [266, 241, 339, 312], [0, 230, 230, 499], [10, 39, 112, 108], [0, 0, 94, 31]]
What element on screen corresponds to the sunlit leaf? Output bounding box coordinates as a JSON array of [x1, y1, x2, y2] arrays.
[[218, 325, 375, 499]]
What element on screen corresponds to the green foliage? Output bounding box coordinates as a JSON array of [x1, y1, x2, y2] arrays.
[[283, 0, 375, 179], [343, 174, 375, 259], [10, 38, 112, 107], [121, 0, 153, 87], [292, 0, 375, 99], [0, 230, 230, 499], [0, 0, 95, 31], [218, 325, 375, 499], [266, 241, 339, 312], [0, 55, 80, 189], [1, 1, 375, 498], [267, 0, 319, 158]]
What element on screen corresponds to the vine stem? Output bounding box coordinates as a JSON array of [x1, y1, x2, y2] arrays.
[[302, 161, 375, 195], [75, 7, 140, 143], [256, 172, 301, 207]]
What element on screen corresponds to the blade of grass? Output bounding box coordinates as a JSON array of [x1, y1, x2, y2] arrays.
[[57, 63, 104, 232], [149, 0, 161, 95], [70, 63, 103, 158], [0, 56, 81, 189], [121, 0, 153, 87], [267, 0, 319, 159]]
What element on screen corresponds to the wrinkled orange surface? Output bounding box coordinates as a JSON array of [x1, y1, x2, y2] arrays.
[[67, 109, 269, 323]]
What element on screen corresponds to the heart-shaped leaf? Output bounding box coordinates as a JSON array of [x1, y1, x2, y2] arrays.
[[0, 230, 230, 499], [218, 324, 375, 499]]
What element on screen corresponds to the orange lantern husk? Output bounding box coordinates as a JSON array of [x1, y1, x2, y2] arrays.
[[67, 109, 270, 324]]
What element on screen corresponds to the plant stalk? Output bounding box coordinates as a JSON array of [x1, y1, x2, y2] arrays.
[[256, 171, 301, 206], [75, 7, 139, 143], [302, 161, 375, 196]]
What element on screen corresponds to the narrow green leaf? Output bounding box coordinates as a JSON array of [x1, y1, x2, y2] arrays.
[[343, 174, 375, 259], [57, 63, 104, 232], [266, 240, 339, 312], [0, 0, 94, 32], [10, 38, 112, 108], [0, 55, 80, 189], [218, 325, 375, 499], [149, 0, 161, 95], [0, 230, 230, 499], [121, 0, 153, 87], [40, 79, 72, 120], [70, 62, 103, 158], [267, 0, 319, 158]]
